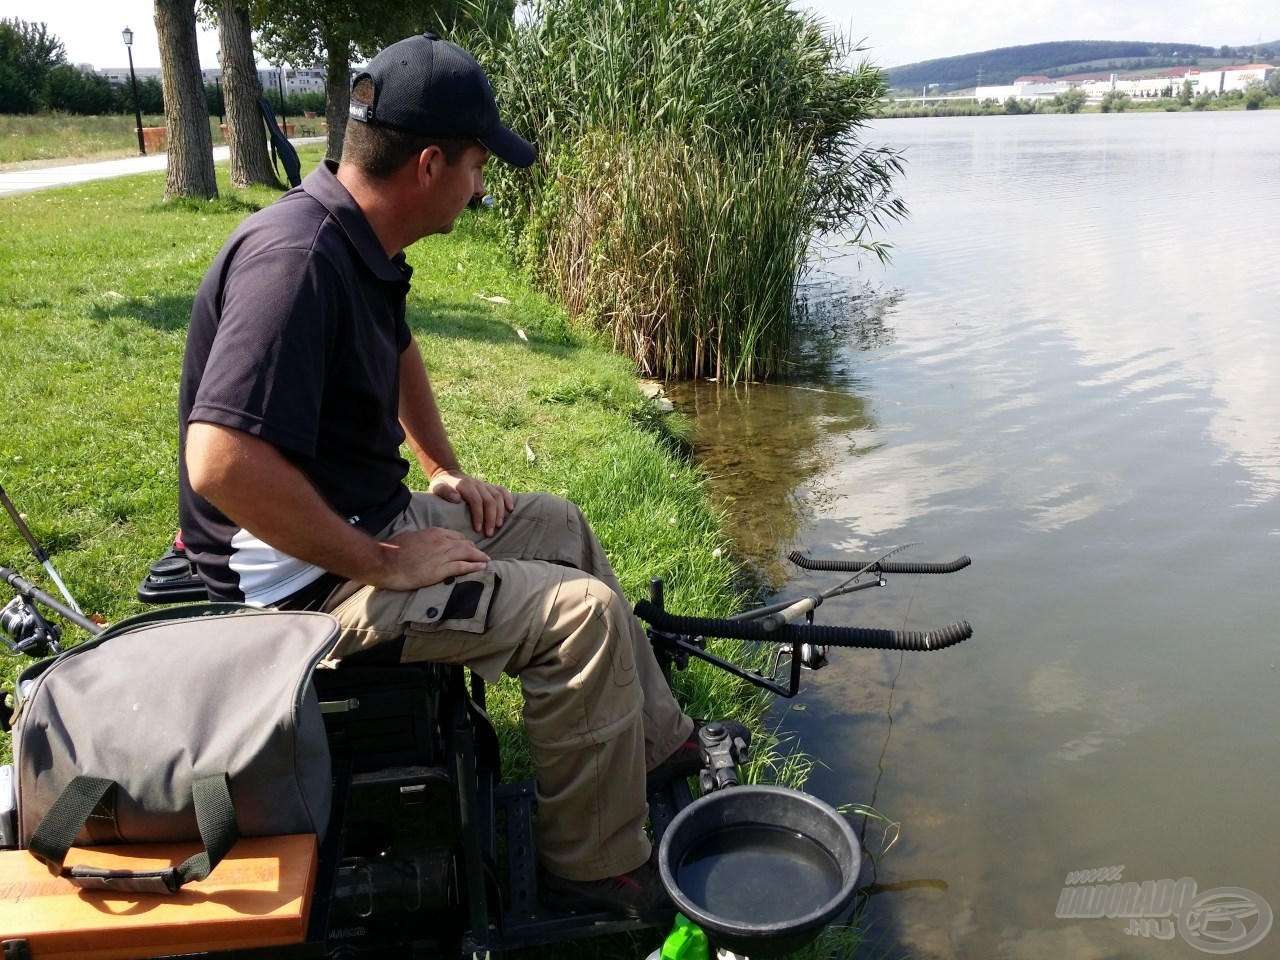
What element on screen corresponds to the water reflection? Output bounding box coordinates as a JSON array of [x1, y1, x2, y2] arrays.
[[666, 288, 892, 586], [677, 112, 1280, 959]]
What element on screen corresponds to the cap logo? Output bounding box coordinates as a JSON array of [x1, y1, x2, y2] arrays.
[[349, 103, 373, 122]]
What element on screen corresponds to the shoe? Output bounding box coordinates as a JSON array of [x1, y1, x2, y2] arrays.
[[539, 858, 673, 920], [646, 718, 751, 787]]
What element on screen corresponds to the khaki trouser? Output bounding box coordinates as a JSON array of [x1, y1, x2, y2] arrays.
[[321, 492, 693, 881]]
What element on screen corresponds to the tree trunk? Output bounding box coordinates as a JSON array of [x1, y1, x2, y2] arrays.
[[155, 0, 218, 199], [217, 0, 279, 187], [323, 38, 350, 164]]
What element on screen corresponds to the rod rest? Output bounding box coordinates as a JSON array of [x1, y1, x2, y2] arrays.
[[788, 552, 971, 575], [635, 600, 972, 651]]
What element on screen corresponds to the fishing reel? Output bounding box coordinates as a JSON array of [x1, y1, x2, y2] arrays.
[[0, 594, 61, 658], [771, 638, 829, 674]]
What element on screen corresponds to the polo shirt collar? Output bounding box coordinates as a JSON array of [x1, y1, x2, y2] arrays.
[[301, 160, 411, 285]]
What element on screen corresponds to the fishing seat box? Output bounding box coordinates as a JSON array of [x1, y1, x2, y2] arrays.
[[0, 833, 316, 959]]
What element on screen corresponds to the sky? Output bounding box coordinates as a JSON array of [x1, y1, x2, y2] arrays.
[[2, 0, 1276, 71]]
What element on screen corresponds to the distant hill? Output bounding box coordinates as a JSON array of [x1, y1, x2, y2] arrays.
[[885, 40, 1279, 93]]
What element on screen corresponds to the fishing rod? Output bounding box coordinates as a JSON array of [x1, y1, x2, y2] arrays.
[[0, 481, 82, 615]]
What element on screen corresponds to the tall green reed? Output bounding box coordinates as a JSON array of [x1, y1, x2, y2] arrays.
[[467, 0, 905, 382]]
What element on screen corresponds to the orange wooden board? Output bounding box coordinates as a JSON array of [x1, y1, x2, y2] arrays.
[[0, 834, 316, 959]]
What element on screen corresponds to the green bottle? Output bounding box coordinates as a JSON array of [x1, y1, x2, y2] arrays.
[[660, 913, 709, 960]]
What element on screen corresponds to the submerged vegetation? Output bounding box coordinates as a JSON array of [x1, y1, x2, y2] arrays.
[[471, 0, 906, 382]]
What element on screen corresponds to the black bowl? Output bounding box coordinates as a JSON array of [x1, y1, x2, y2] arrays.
[[657, 785, 861, 958]]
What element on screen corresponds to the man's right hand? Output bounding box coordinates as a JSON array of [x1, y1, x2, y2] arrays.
[[376, 526, 490, 591]]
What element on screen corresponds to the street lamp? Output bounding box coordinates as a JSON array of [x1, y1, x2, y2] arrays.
[[276, 66, 288, 136], [215, 51, 224, 126], [122, 26, 145, 156]]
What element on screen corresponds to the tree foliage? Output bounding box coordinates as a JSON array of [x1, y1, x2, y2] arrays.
[[0, 18, 66, 113], [241, 0, 508, 161], [0, 17, 165, 117], [1099, 90, 1130, 113], [45, 63, 117, 114]]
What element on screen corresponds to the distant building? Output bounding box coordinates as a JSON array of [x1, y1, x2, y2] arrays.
[[99, 66, 163, 87], [252, 67, 328, 96], [100, 65, 327, 95], [976, 63, 1275, 103], [975, 77, 1073, 101]]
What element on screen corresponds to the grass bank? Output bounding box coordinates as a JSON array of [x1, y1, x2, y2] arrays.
[[0, 147, 862, 959], [0, 142, 744, 729]]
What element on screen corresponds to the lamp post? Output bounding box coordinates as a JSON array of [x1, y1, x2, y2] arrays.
[[276, 66, 288, 136], [122, 26, 145, 156], [215, 51, 223, 126]]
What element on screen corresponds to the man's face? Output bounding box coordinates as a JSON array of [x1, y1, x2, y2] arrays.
[[426, 143, 489, 235]]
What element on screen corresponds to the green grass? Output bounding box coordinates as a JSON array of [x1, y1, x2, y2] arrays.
[[0, 140, 751, 729], [0, 114, 247, 166], [0, 143, 865, 960], [0, 113, 170, 165]]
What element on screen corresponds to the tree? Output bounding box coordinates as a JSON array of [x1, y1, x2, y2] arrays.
[[1055, 87, 1086, 113], [0, 18, 64, 85], [46, 63, 116, 114], [1178, 80, 1193, 106], [0, 17, 66, 112], [1268, 70, 1280, 96], [1099, 90, 1130, 113], [1243, 80, 1266, 110], [155, 0, 219, 200], [134, 77, 166, 116], [213, 0, 280, 187], [246, 0, 505, 162]]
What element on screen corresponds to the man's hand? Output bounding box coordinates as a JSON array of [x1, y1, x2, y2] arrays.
[[377, 526, 490, 591], [428, 469, 514, 538], [187, 423, 491, 593]]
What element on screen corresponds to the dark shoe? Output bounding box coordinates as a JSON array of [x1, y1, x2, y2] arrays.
[[646, 718, 751, 787], [539, 858, 673, 920]]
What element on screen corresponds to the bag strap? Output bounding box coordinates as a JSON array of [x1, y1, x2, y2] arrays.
[[29, 773, 239, 894]]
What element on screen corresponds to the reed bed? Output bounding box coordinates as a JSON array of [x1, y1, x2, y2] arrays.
[[470, 0, 906, 382]]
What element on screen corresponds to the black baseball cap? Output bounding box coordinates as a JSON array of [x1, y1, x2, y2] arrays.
[[349, 33, 536, 168]]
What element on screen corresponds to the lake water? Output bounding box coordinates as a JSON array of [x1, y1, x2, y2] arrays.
[[667, 111, 1280, 958]]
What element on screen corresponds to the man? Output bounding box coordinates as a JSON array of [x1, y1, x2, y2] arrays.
[[177, 33, 745, 918]]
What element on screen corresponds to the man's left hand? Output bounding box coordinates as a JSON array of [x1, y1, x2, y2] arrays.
[[428, 469, 514, 538]]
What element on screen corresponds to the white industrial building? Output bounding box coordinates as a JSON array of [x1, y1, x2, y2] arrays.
[[976, 63, 1274, 103], [100, 65, 327, 95]]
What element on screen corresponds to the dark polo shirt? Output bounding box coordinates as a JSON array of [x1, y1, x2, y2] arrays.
[[178, 160, 414, 603]]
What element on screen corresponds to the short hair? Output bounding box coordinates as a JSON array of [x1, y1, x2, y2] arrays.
[[343, 76, 473, 179]]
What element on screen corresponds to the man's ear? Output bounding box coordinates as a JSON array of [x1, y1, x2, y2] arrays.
[[417, 144, 446, 186]]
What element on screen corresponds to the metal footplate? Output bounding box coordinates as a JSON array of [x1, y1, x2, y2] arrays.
[[490, 776, 694, 951]]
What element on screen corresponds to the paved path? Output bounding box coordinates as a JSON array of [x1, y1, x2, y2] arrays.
[[0, 147, 229, 197], [0, 138, 324, 197]]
